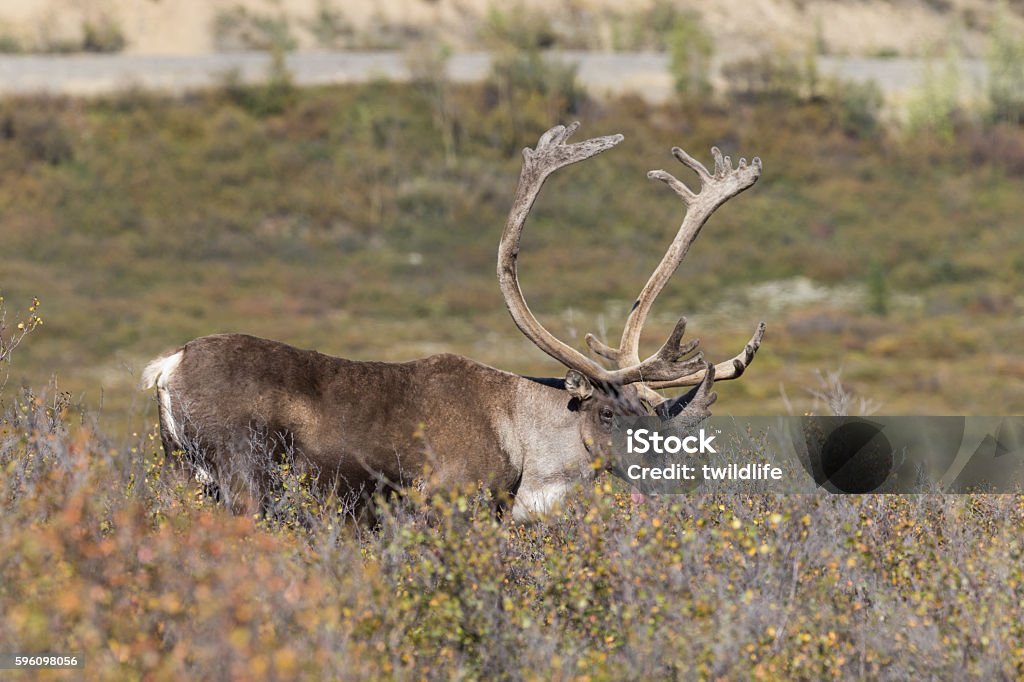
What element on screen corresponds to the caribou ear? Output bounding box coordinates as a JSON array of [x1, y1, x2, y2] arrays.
[[656, 362, 717, 419], [564, 370, 594, 401], [655, 388, 695, 418]]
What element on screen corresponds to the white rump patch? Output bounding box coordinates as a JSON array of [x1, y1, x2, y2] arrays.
[[142, 351, 184, 444], [141, 351, 183, 389]]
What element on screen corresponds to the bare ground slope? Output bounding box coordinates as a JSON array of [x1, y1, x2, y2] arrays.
[[0, 0, 1020, 56]]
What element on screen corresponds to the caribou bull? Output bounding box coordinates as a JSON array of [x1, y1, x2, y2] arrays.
[[142, 123, 764, 520]]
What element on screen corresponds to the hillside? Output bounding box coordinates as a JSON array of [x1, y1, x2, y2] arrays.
[[0, 0, 1021, 56], [2, 71, 1024, 430]]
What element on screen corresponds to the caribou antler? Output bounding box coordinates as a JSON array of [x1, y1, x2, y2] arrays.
[[585, 144, 765, 398], [498, 123, 722, 387], [498, 123, 766, 397]]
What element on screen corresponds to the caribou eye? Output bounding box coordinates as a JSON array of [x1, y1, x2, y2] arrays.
[[599, 407, 614, 424]]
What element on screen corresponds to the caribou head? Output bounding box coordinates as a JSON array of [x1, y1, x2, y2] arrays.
[[142, 122, 764, 521]]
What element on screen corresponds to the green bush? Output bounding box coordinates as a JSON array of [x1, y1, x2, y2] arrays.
[[212, 5, 296, 52], [220, 48, 297, 117], [667, 11, 714, 98], [0, 30, 21, 53], [0, 98, 75, 168], [831, 78, 884, 138], [906, 52, 963, 140], [986, 6, 1024, 125], [721, 47, 820, 102], [82, 15, 127, 54], [866, 261, 889, 316], [480, 4, 557, 51], [483, 50, 584, 153], [304, 0, 354, 49]]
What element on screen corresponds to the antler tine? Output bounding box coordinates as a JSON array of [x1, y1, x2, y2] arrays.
[[682, 362, 718, 419], [647, 322, 766, 389], [584, 333, 620, 362], [647, 169, 697, 204], [672, 146, 712, 182], [714, 148, 730, 178]]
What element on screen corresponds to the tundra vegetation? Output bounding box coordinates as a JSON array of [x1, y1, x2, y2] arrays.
[[1, 34, 1024, 678], [2, 65, 1023, 420], [2, 388, 1024, 678]]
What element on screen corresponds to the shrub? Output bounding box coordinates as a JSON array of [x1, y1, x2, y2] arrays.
[[480, 4, 557, 51], [483, 51, 585, 153], [0, 30, 21, 53], [965, 123, 1024, 176], [721, 47, 819, 102], [304, 0, 354, 49], [986, 6, 1024, 125], [212, 5, 297, 52], [407, 40, 458, 166], [866, 261, 889, 316], [220, 49, 297, 118], [830, 78, 885, 138], [906, 52, 963, 140], [81, 14, 127, 54], [2, 398, 1024, 678], [0, 98, 75, 167], [26, 14, 127, 54], [667, 11, 714, 98], [0, 296, 42, 369]]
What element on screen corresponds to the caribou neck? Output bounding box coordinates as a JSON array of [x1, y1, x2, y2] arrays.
[[499, 376, 596, 521]]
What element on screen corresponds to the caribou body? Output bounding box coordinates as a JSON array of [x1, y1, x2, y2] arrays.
[[143, 123, 765, 520]]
